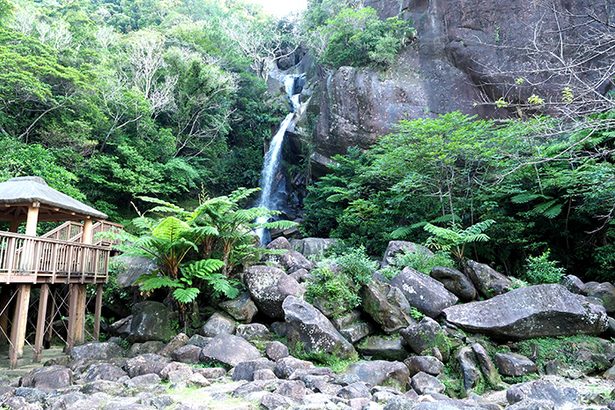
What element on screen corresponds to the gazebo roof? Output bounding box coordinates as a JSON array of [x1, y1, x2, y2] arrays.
[[0, 176, 107, 221]]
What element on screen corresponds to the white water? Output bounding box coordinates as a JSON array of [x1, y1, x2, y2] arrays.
[[256, 75, 303, 245]]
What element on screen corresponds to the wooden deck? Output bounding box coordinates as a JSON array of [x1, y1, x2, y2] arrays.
[[0, 231, 111, 285]]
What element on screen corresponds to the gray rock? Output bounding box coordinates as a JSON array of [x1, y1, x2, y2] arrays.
[[443, 284, 609, 339], [332, 310, 373, 343], [260, 393, 295, 410], [283, 296, 356, 359], [494, 353, 537, 377], [219, 293, 258, 323], [160, 362, 193, 380], [346, 360, 410, 390], [338, 382, 371, 399], [291, 238, 339, 257], [125, 354, 170, 377], [289, 268, 311, 283], [280, 250, 315, 273], [232, 358, 276, 381], [80, 363, 127, 383], [108, 316, 132, 337], [404, 356, 444, 377], [267, 237, 292, 250], [471, 343, 501, 388], [187, 334, 211, 348], [457, 347, 482, 393], [170, 344, 202, 363], [112, 255, 157, 288], [362, 280, 414, 333], [193, 367, 227, 379], [20, 366, 72, 391], [505, 399, 555, 410], [129, 301, 176, 343], [356, 335, 408, 361], [254, 368, 278, 380], [130, 341, 165, 356], [506, 379, 579, 407], [274, 357, 315, 379], [200, 334, 261, 367], [244, 265, 302, 319], [236, 323, 271, 341], [201, 312, 236, 337], [390, 267, 458, 318], [560, 275, 585, 294], [431, 267, 478, 302], [265, 341, 289, 361], [410, 372, 445, 395], [275, 380, 307, 399], [584, 282, 615, 313], [382, 241, 433, 267], [157, 332, 189, 357], [400, 317, 450, 359], [604, 364, 615, 380], [124, 373, 161, 389], [464, 260, 512, 298], [70, 342, 124, 362]]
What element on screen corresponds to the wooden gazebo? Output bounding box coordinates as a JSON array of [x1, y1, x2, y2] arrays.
[[0, 176, 119, 367]]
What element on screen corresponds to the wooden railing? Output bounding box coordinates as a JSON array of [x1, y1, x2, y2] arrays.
[[41, 221, 83, 241], [0, 232, 110, 284]]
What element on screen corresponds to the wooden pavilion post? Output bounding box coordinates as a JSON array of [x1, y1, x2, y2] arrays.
[[0, 287, 10, 346], [33, 284, 49, 362], [93, 284, 103, 340], [25, 203, 39, 236], [9, 284, 31, 368]]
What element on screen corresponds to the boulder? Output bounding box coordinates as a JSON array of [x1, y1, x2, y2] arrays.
[[362, 280, 414, 333], [275, 380, 307, 400], [410, 372, 445, 395], [80, 363, 127, 383], [265, 341, 289, 361], [112, 255, 157, 288], [20, 366, 72, 391], [494, 353, 537, 377], [70, 342, 124, 362], [125, 353, 170, 377], [289, 268, 311, 283], [282, 296, 356, 359], [267, 237, 292, 250], [274, 357, 315, 379], [464, 260, 512, 298], [400, 317, 450, 359], [280, 250, 315, 273], [232, 358, 277, 382], [219, 293, 258, 323], [506, 379, 579, 407], [584, 282, 615, 313], [346, 360, 410, 390], [457, 347, 482, 393], [356, 335, 408, 361], [431, 267, 477, 302], [471, 343, 501, 388], [382, 241, 433, 267], [337, 382, 371, 400], [201, 312, 236, 337], [187, 334, 211, 348], [331, 310, 373, 343], [236, 323, 272, 341], [170, 345, 202, 363], [200, 334, 261, 367], [404, 356, 444, 377], [244, 266, 302, 319], [158, 333, 189, 357], [560, 275, 585, 294], [109, 316, 132, 337], [443, 284, 609, 339], [291, 238, 339, 258], [390, 267, 458, 318], [130, 340, 166, 356], [129, 301, 176, 343]]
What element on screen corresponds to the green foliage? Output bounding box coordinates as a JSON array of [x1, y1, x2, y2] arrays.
[[316, 7, 415, 69], [392, 250, 455, 275], [523, 250, 566, 284], [305, 246, 377, 318], [291, 341, 358, 373], [424, 220, 495, 261], [409, 307, 424, 321]]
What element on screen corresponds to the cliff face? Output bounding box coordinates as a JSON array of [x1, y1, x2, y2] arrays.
[[307, 0, 613, 158]]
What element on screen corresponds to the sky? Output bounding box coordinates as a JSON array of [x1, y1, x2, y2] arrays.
[[249, 0, 308, 18]]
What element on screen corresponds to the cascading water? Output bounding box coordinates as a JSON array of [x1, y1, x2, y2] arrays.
[[255, 74, 304, 245]]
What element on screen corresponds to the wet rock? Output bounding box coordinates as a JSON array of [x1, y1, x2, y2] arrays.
[[20, 366, 72, 391], [584, 282, 615, 313], [170, 344, 202, 364], [236, 323, 271, 341], [356, 335, 408, 361], [411, 372, 445, 395], [70, 341, 124, 362], [201, 312, 236, 337], [560, 275, 585, 294], [283, 296, 356, 359], [431, 266, 477, 302], [232, 358, 276, 381], [265, 341, 289, 361], [400, 317, 450, 359], [200, 334, 261, 367], [362, 280, 414, 333], [443, 284, 609, 339], [244, 265, 302, 319], [404, 356, 444, 377], [219, 293, 258, 323], [80, 363, 127, 383], [390, 267, 458, 318], [382, 241, 433, 267], [464, 260, 512, 298], [332, 310, 373, 343], [494, 353, 537, 377], [129, 301, 176, 343], [346, 360, 410, 390], [125, 353, 171, 377]]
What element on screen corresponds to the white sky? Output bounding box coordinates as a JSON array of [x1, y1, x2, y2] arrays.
[[249, 0, 308, 18]]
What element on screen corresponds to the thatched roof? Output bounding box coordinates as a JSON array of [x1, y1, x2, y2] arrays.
[[0, 176, 107, 221]]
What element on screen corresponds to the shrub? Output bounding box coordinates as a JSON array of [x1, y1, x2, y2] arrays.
[[523, 250, 565, 284], [392, 250, 455, 275], [332, 246, 378, 285]]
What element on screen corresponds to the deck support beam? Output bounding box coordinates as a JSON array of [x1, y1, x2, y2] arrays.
[[9, 284, 31, 368], [67, 284, 86, 350], [33, 284, 50, 362], [0, 287, 10, 346], [93, 284, 103, 340]]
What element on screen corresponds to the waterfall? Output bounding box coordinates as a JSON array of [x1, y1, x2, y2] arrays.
[[256, 74, 304, 245]]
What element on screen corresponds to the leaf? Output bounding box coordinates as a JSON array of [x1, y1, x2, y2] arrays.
[[152, 216, 190, 242], [172, 287, 200, 304], [511, 193, 548, 204], [137, 274, 181, 292], [183, 259, 225, 278]]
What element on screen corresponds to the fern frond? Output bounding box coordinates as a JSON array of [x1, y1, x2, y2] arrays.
[[137, 274, 181, 292], [172, 287, 200, 304], [184, 259, 225, 278]]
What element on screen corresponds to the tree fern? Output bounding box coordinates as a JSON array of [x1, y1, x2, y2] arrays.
[[424, 219, 495, 260]]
